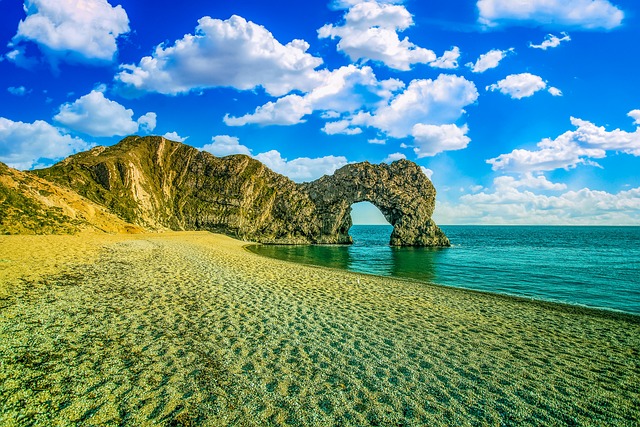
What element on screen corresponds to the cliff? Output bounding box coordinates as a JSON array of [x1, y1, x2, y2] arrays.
[[0, 161, 141, 234], [30, 136, 449, 246]]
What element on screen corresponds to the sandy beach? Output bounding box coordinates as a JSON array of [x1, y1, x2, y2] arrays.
[[0, 231, 638, 426]]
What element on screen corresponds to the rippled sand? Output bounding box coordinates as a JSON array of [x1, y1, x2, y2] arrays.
[[1, 232, 638, 426]]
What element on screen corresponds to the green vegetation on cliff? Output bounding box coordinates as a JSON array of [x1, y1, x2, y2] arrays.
[[0, 162, 139, 235]]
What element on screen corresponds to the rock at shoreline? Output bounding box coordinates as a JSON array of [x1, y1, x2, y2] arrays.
[[29, 136, 449, 246]]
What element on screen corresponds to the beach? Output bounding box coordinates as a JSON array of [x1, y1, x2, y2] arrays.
[[1, 232, 638, 426]]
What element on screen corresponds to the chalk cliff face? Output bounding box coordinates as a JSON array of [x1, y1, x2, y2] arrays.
[[31, 136, 449, 246]]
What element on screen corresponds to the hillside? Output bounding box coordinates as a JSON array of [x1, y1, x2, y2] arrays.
[[32, 136, 319, 243], [0, 161, 141, 234], [29, 135, 448, 246]]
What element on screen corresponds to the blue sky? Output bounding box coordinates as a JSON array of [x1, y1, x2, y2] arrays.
[[1, 0, 639, 225]]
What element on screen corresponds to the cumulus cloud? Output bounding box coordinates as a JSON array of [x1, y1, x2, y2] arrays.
[[355, 74, 478, 138], [486, 73, 548, 99], [53, 90, 156, 137], [254, 150, 348, 182], [199, 135, 348, 181], [548, 87, 563, 97], [412, 124, 471, 157], [466, 48, 512, 73], [7, 86, 29, 96], [331, 0, 402, 8], [202, 135, 252, 157], [477, 0, 624, 30], [494, 173, 567, 191], [225, 65, 403, 126], [318, 1, 436, 70], [137, 113, 157, 133], [383, 152, 406, 163], [225, 70, 477, 157], [420, 166, 434, 179], [487, 111, 640, 172], [322, 120, 363, 135], [430, 46, 460, 69], [368, 138, 386, 145], [628, 110, 640, 125], [530, 32, 571, 50], [436, 185, 640, 225], [9, 0, 129, 66], [225, 95, 311, 127], [115, 15, 323, 97], [0, 117, 91, 169], [163, 131, 188, 142]]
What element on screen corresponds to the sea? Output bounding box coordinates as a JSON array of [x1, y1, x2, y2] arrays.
[[248, 225, 640, 315]]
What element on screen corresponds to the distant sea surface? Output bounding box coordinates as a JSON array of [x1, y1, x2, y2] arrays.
[[248, 225, 640, 315]]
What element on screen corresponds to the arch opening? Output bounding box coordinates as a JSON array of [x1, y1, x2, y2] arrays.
[[349, 201, 392, 246], [350, 201, 391, 226]]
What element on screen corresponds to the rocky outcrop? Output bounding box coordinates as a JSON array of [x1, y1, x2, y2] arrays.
[[304, 161, 449, 246], [32, 136, 449, 246]]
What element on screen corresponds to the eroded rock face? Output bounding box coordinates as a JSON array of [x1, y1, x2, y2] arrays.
[[32, 136, 449, 246], [303, 160, 449, 246]]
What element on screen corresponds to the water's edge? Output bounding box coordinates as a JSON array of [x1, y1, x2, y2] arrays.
[[247, 225, 640, 316]]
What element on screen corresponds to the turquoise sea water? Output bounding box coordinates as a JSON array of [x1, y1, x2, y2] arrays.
[[248, 225, 640, 315]]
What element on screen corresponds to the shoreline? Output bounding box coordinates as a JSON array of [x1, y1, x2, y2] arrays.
[[245, 242, 640, 322], [1, 231, 639, 426]]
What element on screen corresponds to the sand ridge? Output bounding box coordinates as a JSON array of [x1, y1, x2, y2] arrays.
[[1, 231, 639, 426]]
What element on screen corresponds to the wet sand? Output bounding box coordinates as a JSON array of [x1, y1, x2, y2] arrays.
[[1, 231, 638, 426]]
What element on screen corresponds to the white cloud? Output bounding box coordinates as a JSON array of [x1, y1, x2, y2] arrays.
[[466, 48, 512, 73], [163, 131, 188, 142], [368, 138, 386, 145], [628, 110, 640, 125], [436, 186, 640, 225], [53, 90, 156, 137], [225, 65, 403, 126], [384, 152, 406, 163], [224, 95, 311, 126], [4, 47, 39, 69], [254, 150, 348, 182], [318, 1, 436, 71], [529, 32, 571, 50], [7, 86, 29, 96], [486, 73, 547, 99], [0, 117, 91, 170], [331, 0, 402, 8], [420, 166, 433, 179], [477, 0, 624, 30], [487, 112, 640, 172], [199, 135, 348, 181], [116, 15, 323, 97], [202, 135, 252, 157], [322, 120, 363, 135], [494, 173, 567, 191], [548, 87, 563, 97], [356, 74, 478, 138], [9, 0, 129, 65], [430, 46, 461, 69], [137, 113, 156, 133], [412, 124, 471, 157]]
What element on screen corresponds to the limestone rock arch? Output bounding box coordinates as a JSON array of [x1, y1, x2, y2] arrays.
[[302, 160, 450, 247]]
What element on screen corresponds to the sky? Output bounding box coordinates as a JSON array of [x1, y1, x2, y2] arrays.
[[1, 0, 639, 225]]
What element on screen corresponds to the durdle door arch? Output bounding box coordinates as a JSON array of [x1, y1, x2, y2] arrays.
[[302, 160, 450, 247]]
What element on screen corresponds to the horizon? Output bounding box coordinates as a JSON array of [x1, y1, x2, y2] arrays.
[[1, 0, 639, 226]]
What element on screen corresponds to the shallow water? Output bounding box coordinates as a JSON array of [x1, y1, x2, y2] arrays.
[[249, 225, 640, 315]]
